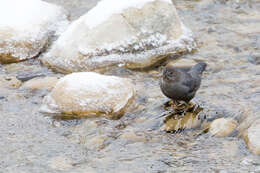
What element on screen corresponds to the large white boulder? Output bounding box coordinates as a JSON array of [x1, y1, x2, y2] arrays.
[[40, 72, 135, 119], [0, 0, 69, 63], [41, 0, 196, 73]]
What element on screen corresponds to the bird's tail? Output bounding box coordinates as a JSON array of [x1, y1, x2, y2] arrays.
[[190, 62, 207, 75]]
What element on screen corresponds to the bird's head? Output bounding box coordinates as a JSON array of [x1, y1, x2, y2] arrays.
[[198, 62, 207, 73], [162, 65, 180, 81]]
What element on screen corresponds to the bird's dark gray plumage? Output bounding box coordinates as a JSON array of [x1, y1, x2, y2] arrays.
[[160, 62, 207, 103]]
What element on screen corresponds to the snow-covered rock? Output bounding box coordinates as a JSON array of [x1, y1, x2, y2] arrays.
[[40, 72, 135, 119], [41, 0, 196, 73], [0, 0, 69, 63]]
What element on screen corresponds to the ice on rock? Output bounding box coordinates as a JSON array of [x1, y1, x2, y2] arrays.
[[0, 0, 69, 63], [40, 72, 135, 119], [41, 0, 196, 73]]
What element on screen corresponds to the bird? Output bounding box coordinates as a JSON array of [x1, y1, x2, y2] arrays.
[[160, 62, 207, 109]]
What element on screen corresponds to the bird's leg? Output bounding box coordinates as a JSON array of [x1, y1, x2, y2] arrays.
[[171, 100, 180, 110], [172, 100, 178, 106], [173, 101, 198, 116], [186, 101, 197, 112], [179, 101, 188, 107], [169, 100, 195, 116], [171, 100, 185, 114], [163, 100, 174, 110]]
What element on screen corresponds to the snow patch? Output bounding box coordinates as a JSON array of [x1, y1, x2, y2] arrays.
[[84, 0, 172, 29], [1, 0, 61, 27], [79, 23, 196, 68], [56, 72, 126, 93]]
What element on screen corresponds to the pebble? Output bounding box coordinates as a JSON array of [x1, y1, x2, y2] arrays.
[[0, 75, 22, 88], [21, 76, 59, 91], [120, 129, 147, 143], [86, 136, 107, 150], [16, 72, 46, 82], [209, 118, 238, 137], [48, 156, 73, 171]]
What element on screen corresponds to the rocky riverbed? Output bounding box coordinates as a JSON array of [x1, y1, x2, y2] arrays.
[[0, 0, 260, 172]]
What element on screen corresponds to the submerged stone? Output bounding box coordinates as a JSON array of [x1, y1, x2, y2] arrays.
[[48, 156, 73, 171], [21, 76, 59, 91], [0, 75, 22, 88], [40, 72, 135, 119], [41, 0, 196, 73], [0, 0, 69, 63], [16, 72, 46, 82]]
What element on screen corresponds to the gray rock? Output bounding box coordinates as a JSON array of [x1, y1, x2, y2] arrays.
[[16, 72, 46, 82]]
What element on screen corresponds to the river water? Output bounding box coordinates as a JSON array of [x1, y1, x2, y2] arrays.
[[0, 0, 260, 172]]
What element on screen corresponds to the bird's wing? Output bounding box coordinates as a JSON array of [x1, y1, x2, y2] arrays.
[[181, 73, 200, 92]]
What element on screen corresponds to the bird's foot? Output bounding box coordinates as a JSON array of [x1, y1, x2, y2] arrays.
[[173, 101, 199, 116], [163, 100, 174, 109], [171, 101, 188, 113], [187, 102, 196, 111], [164, 100, 198, 116]]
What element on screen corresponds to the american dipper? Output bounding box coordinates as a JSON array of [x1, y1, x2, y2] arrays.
[[160, 62, 207, 105]]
